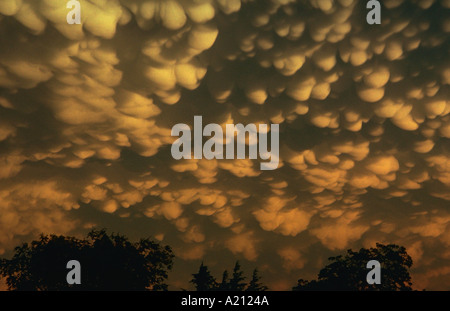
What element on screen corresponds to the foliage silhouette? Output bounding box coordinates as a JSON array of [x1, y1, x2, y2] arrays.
[[292, 243, 413, 291], [246, 269, 268, 291], [0, 229, 174, 291], [190, 262, 218, 291], [218, 270, 230, 291], [228, 261, 247, 291], [191, 261, 268, 291]]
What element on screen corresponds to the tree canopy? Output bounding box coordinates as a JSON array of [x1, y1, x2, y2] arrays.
[[0, 229, 174, 291], [1, 232, 413, 291], [190, 262, 218, 291], [190, 261, 268, 291], [218, 270, 230, 291], [293, 243, 413, 291], [228, 261, 247, 291], [246, 269, 268, 291]]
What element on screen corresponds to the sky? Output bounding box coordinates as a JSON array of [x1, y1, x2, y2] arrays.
[[0, 0, 449, 291]]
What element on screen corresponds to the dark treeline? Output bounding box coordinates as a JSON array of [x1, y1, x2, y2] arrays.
[[0, 230, 414, 291], [292, 243, 413, 291], [0, 229, 174, 291], [190, 261, 268, 291]]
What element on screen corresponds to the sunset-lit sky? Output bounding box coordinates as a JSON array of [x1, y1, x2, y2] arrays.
[[0, 0, 449, 290]]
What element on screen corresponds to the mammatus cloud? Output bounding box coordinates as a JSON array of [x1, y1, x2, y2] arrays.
[[0, 0, 449, 290]]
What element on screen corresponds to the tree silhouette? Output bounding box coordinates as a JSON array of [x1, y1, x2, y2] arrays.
[[190, 262, 218, 291], [293, 243, 413, 291], [191, 261, 268, 291], [0, 229, 174, 291], [246, 269, 268, 291], [228, 261, 247, 291], [218, 270, 230, 291]]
